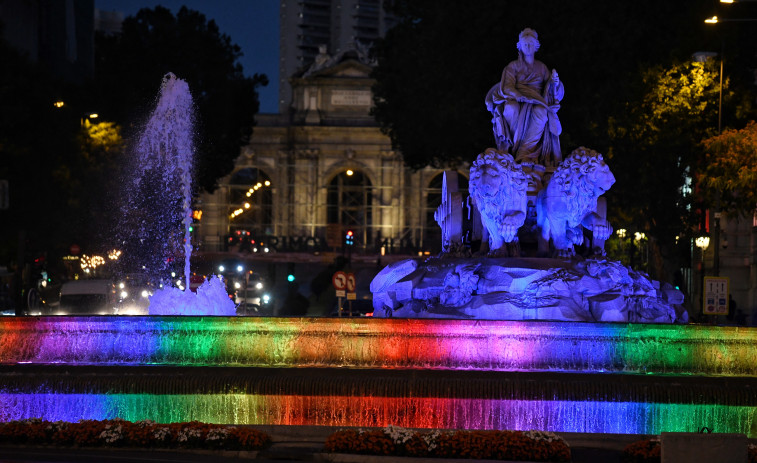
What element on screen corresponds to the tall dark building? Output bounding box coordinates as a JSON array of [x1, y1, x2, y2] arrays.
[[278, 0, 395, 113], [0, 0, 94, 84]]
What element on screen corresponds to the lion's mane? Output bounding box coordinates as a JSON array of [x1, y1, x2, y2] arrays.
[[469, 149, 528, 237], [546, 147, 612, 227]]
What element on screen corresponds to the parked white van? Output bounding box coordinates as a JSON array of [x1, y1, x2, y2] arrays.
[[56, 280, 118, 315]]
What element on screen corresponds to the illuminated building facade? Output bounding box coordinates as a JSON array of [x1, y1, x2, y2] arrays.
[[198, 51, 468, 256]]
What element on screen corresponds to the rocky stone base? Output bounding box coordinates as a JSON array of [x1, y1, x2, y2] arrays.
[[370, 256, 687, 323]]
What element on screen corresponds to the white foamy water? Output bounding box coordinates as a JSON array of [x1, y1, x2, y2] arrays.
[[148, 274, 236, 316]]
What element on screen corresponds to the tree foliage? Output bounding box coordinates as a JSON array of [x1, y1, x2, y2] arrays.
[[372, 0, 715, 170], [606, 60, 723, 279], [94, 6, 267, 192], [52, 120, 125, 248], [0, 29, 85, 265], [700, 121, 757, 217]]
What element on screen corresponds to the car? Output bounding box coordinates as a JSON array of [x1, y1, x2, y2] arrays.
[[232, 273, 273, 314], [56, 279, 118, 315], [113, 274, 157, 315]]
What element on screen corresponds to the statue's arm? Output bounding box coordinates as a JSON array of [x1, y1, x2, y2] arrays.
[[500, 65, 521, 100], [551, 69, 564, 101]]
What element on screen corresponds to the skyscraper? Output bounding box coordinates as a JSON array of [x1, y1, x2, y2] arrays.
[[278, 0, 395, 113]]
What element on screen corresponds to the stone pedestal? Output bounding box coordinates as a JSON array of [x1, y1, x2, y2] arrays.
[[661, 432, 747, 463]]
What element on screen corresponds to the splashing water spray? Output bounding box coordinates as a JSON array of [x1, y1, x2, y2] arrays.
[[123, 73, 235, 315], [136, 73, 194, 290]]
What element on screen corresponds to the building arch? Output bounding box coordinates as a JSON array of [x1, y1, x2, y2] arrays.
[[227, 167, 274, 236], [326, 168, 374, 247], [323, 158, 378, 189]]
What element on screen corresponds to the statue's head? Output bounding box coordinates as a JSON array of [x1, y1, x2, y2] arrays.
[[517, 28, 540, 55], [470, 149, 527, 209], [549, 147, 615, 221]]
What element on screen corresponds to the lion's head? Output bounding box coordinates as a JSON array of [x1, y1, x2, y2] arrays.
[[469, 149, 528, 247], [548, 147, 615, 225], [470, 149, 527, 203]]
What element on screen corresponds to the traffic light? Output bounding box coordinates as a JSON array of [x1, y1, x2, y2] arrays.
[[344, 230, 354, 246], [287, 262, 295, 282]]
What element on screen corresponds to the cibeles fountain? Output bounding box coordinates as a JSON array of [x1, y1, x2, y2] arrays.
[[1, 30, 756, 438], [371, 28, 687, 324]]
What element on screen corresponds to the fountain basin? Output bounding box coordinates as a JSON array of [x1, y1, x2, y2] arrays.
[[1, 317, 756, 376], [1, 318, 756, 436], [0, 365, 755, 436]]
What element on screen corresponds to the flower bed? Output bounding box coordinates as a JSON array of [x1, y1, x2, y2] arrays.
[[324, 426, 571, 461], [622, 438, 757, 463], [621, 438, 660, 463], [0, 418, 270, 451]]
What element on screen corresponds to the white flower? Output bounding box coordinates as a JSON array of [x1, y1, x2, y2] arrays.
[[177, 427, 202, 442], [523, 430, 567, 445], [206, 428, 230, 442], [153, 427, 171, 440], [99, 424, 124, 444], [422, 430, 443, 451], [384, 425, 415, 445]]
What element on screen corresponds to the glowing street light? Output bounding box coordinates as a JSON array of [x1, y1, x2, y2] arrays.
[[705, 15, 757, 23], [696, 235, 711, 251]]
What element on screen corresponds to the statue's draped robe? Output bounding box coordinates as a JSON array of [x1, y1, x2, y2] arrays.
[[486, 58, 564, 166]]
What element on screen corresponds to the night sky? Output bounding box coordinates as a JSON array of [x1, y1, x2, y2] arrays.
[[94, 0, 280, 113]]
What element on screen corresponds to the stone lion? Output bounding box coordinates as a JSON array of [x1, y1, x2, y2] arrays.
[[536, 147, 615, 258], [469, 149, 528, 255]]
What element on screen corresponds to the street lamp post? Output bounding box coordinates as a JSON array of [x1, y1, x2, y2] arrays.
[[695, 235, 711, 316], [701, 13, 757, 277]]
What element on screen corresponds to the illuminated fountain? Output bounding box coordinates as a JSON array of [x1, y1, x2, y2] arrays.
[[1, 317, 756, 434], [119, 73, 234, 316], [0, 33, 756, 438], [370, 28, 686, 324]]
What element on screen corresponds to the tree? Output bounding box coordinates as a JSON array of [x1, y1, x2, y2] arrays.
[[700, 121, 757, 217], [372, 0, 716, 170], [52, 119, 125, 249], [0, 27, 84, 268], [606, 59, 732, 281], [94, 6, 267, 193]]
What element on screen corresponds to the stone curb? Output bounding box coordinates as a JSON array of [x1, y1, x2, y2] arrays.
[[0, 444, 259, 459], [316, 454, 557, 463]]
